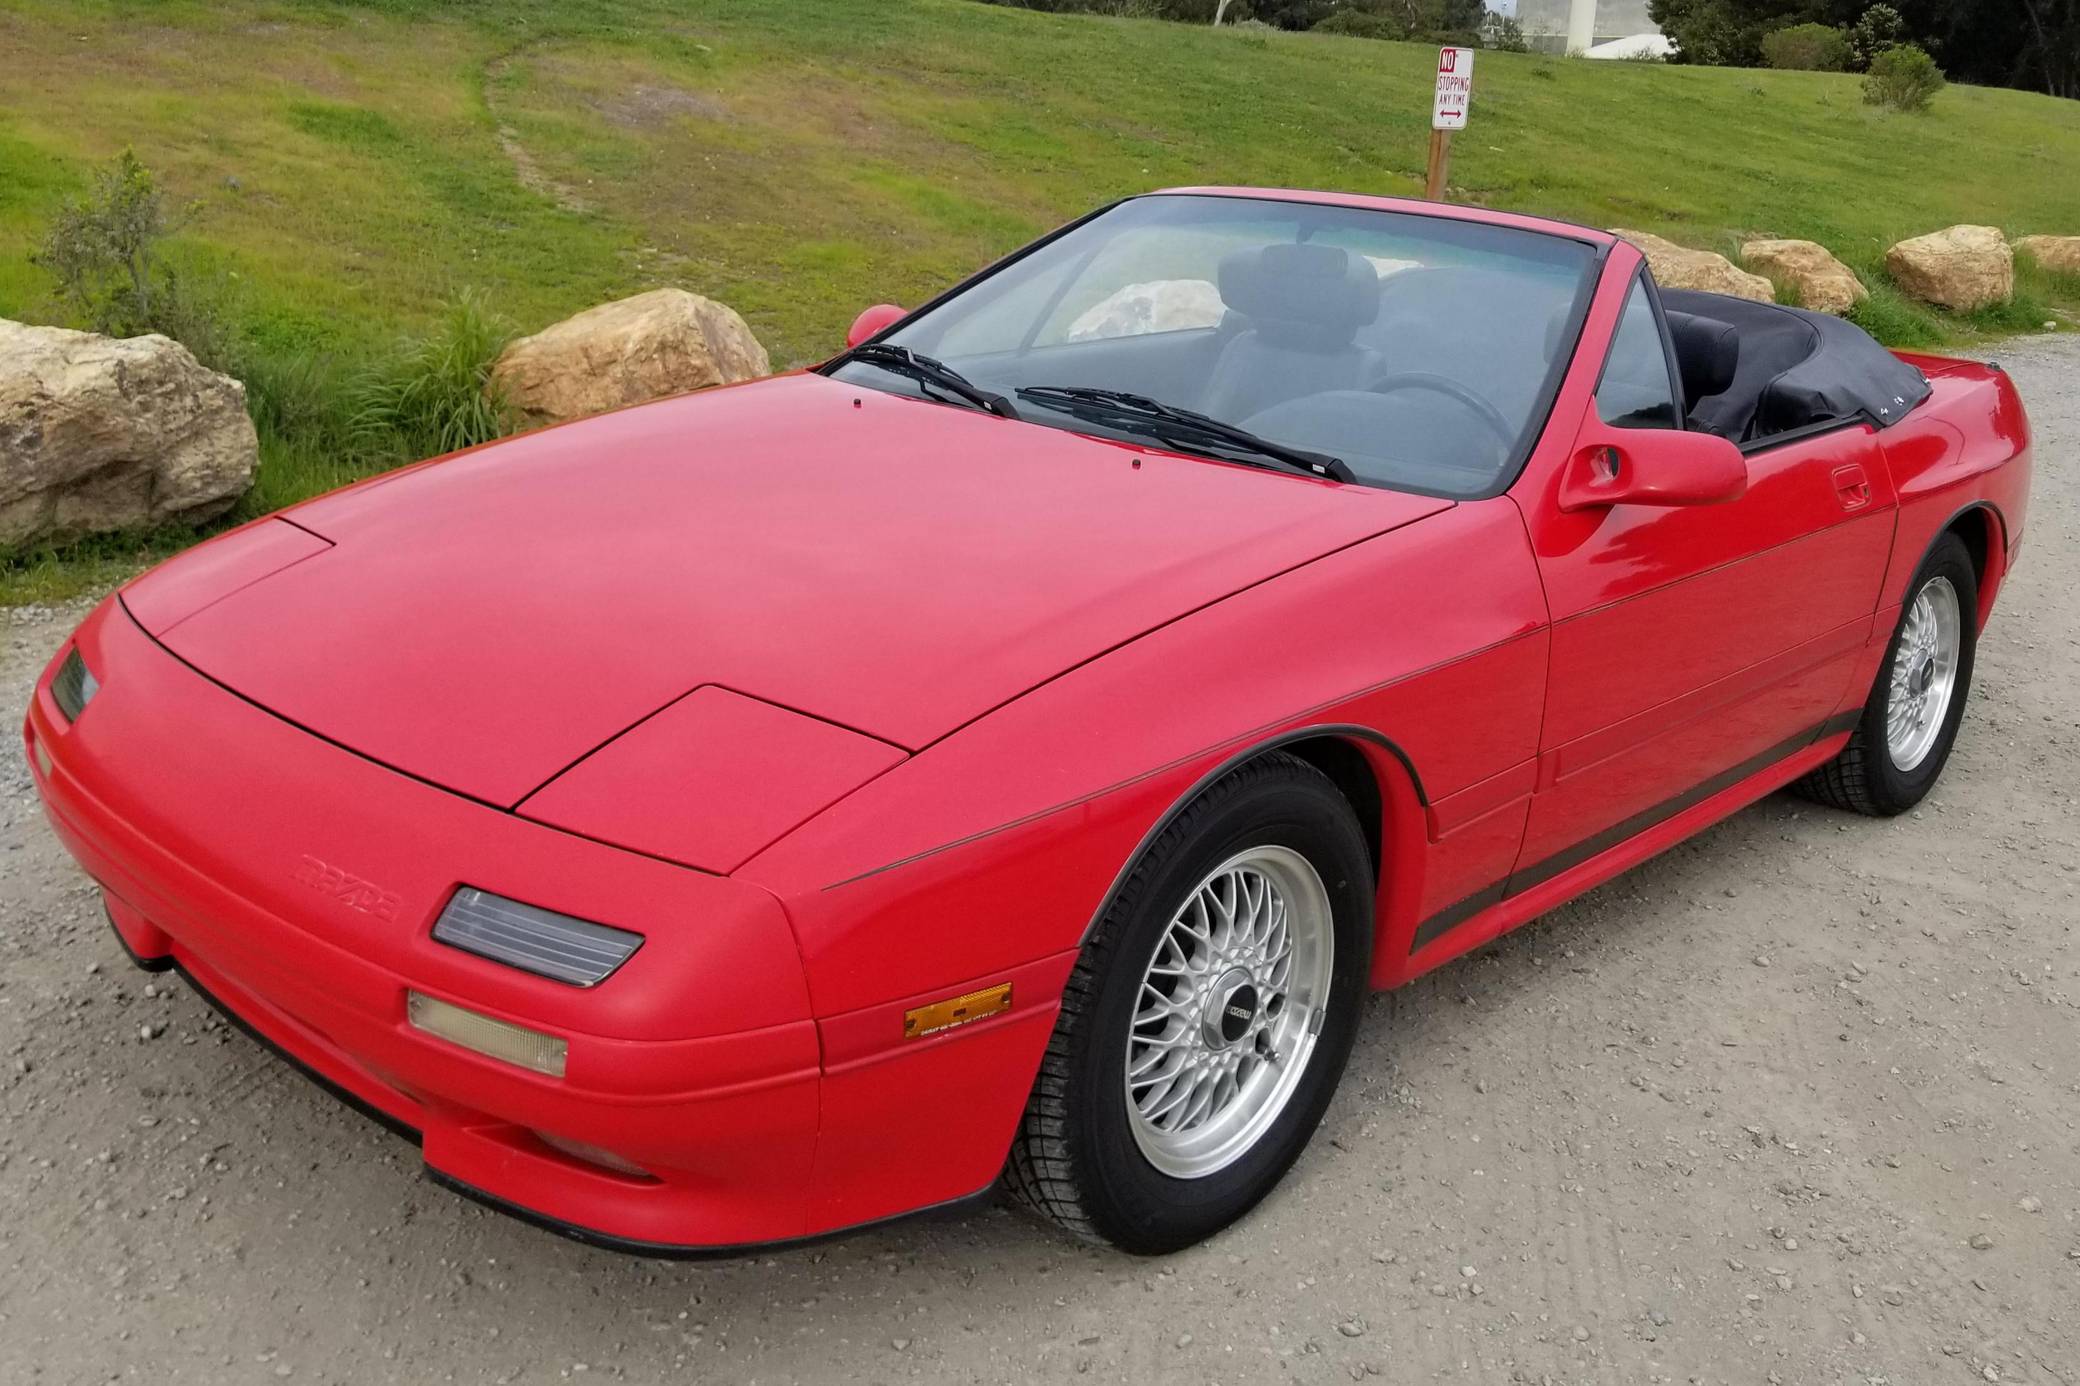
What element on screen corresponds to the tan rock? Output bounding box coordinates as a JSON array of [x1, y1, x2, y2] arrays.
[[491, 289, 770, 428], [1885, 225, 2013, 312], [2016, 234, 2080, 277], [1066, 279, 1224, 342], [0, 320, 257, 552], [1610, 229, 1775, 303], [1741, 239, 1868, 315]]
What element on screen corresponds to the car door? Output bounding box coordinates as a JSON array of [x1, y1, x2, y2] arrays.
[[1510, 266, 1896, 884]]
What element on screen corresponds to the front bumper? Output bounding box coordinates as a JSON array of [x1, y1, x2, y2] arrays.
[[27, 597, 830, 1250]]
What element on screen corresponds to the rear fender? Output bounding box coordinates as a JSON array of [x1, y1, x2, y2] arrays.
[[1878, 358, 2030, 626]]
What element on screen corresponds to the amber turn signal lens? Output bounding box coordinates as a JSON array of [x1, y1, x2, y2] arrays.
[[903, 983, 1012, 1039]]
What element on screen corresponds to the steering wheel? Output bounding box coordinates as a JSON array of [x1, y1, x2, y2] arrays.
[[1365, 372, 1514, 445]]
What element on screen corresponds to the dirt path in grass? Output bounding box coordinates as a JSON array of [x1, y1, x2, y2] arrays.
[[3, 335, 2076, 1386]]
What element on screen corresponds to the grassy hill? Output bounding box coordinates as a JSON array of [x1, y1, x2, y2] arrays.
[[3, 0, 2079, 599]]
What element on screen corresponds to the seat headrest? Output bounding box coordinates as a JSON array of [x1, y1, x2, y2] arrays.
[[1665, 309, 1741, 402], [1217, 243, 1382, 348]]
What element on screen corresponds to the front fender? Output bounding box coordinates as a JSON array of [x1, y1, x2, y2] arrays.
[[738, 499, 1548, 1014], [732, 500, 1546, 1232]]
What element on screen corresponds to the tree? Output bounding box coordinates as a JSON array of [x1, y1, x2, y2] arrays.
[[1649, 0, 1835, 68], [1847, 4, 1904, 67], [1649, 0, 2079, 98], [2011, 0, 2078, 98], [1483, 11, 1531, 50]]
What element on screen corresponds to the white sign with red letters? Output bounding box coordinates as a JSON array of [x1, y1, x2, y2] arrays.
[[1432, 46, 1474, 131]]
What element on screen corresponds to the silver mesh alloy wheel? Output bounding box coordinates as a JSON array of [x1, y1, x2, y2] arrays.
[[1887, 574, 1963, 773], [1123, 845, 1335, 1180]]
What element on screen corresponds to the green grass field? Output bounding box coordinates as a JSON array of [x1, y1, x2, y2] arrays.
[[4, 0, 2080, 601]]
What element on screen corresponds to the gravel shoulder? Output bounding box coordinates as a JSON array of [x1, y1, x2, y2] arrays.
[[2, 337, 2076, 1386]]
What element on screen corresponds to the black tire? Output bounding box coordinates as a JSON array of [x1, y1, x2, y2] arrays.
[[1796, 532, 1978, 817], [1002, 751, 1373, 1254]]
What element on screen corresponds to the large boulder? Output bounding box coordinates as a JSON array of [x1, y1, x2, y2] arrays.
[[1609, 229, 1775, 303], [1741, 238, 1868, 315], [491, 289, 771, 428], [0, 320, 257, 553], [1885, 225, 2013, 312], [2016, 234, 2080, 277], [1066, 279, 1224, 342]]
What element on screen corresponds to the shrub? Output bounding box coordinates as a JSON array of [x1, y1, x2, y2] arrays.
[[979, 0, 1205, 17], [1312, 9, 1398, 39], [32, 149, 196, 339], [348, 291, 516, 462], [1848, 4, 1905, 70], [1761, 23, 1852, 72], [1863, 43, 1945, 112]]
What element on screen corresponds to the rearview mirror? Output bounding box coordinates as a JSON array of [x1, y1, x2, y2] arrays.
[[1557, 426, 1748, 512], [846, 303, 908, 349]]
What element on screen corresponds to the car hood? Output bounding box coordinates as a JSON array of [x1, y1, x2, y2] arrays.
[[137, 373, 1450, 808]]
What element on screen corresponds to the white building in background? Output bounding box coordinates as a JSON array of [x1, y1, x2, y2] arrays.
[[1514, 0, 1662, 54]]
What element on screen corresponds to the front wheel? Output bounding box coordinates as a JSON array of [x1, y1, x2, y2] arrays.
[[1002, 752, 1373, 1254], [1797, 532, 1979, 816]]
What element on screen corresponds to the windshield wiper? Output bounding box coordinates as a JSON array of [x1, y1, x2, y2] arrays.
[[1014, 386, 1355, 483], [835, 344, 1019, 420]]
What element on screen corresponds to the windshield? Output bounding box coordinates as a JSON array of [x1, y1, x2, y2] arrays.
[[826, 194, 1599, 497]]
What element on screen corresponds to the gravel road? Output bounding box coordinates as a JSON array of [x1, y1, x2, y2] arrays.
[[2, 336, 2076, 1386]]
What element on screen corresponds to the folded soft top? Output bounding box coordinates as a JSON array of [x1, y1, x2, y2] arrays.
[[1660, 288, 1932, 445]]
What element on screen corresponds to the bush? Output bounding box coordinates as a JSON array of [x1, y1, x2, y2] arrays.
[[1312, 9, 1397, 39], [978, 0, 1207, 17], [32, 149, 196, 339], [348, 291, 516, 462], [1863, 43, 1945, 112], [1761, 23, 1852, 72]]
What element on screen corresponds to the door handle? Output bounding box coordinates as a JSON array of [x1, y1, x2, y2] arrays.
[[1832, 464, 1873, 511]]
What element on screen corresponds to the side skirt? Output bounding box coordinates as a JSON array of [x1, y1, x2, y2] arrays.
[[1399, 713, 1858, 977]]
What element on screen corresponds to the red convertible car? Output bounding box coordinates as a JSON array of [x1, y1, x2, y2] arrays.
[[28, 189, 2031, 1256]]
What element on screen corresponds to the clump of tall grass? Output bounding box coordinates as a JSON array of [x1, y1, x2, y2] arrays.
[[1844, 279, 1948, 350], [348, 290, 516, 462], [23, 151, 519, 496], [2014, 250, 2080, 330]]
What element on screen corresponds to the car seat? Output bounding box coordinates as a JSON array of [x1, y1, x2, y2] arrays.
[[1200, 243, 1383, 421]]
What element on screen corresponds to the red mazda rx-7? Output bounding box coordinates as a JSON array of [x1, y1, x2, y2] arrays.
[[27, 189, 2031, 1255]]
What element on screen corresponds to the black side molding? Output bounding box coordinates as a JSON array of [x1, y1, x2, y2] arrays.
[[1410, 709, 1862, 954]]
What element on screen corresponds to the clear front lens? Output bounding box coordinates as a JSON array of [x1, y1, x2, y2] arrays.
[[51, 649, 99, 722], [431, 887, 642, 987]]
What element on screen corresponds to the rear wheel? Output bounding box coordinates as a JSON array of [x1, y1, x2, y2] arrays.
[[1796, 533, 1978, 816], [1003, 752, 1373, 1254]]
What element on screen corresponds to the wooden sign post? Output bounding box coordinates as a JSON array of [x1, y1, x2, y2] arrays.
[[1425, 128, 1454, 201], [1428, 45, 1474, 202]]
